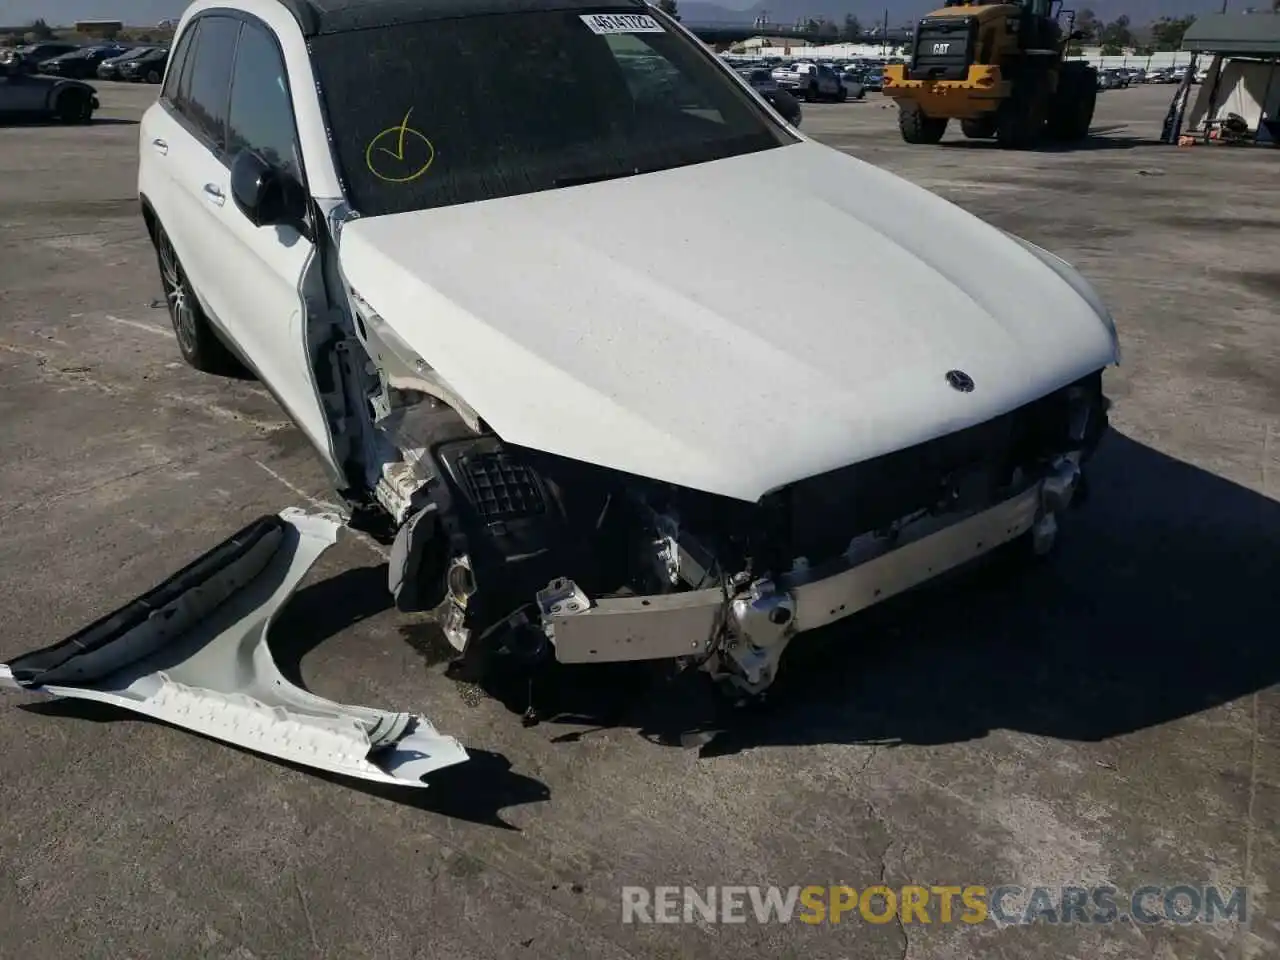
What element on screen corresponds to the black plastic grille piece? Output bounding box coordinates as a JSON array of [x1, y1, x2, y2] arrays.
[[458, 452, 546, 521], [774, 373, 1105, 564]]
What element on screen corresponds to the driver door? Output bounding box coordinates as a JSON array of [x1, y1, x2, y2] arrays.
[[148, 13, 341, 482], [0, 69, 50, 112]]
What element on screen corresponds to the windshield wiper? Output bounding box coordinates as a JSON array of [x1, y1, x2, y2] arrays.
[[553, 169, 641, 188]]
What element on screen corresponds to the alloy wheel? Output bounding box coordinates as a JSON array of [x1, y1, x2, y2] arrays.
[[158, 234, 198, 356]]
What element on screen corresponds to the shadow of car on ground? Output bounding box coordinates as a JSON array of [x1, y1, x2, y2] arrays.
[[452, 431, 1280, 756]]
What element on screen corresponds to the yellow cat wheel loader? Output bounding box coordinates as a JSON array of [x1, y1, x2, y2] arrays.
[[883, 0, 1097, 149]]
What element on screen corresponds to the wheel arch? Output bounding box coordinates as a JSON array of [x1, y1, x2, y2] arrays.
[[50, 79, 91, 109], [140, 194, 160, 245]]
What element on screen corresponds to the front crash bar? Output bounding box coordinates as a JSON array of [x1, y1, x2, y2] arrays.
[[545, 478, 1050, 664], [0, 508, 467, 787]]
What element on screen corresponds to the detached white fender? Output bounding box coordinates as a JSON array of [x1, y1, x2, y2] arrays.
[[0, 509, 467, 787]]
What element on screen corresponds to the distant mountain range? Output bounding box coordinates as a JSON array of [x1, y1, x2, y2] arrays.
[[0, 0, 1237, 28]]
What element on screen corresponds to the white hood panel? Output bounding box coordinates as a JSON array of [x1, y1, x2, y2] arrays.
[[339, 141, 1118, 502]]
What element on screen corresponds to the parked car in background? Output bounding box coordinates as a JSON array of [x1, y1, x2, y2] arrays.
[[838, 70, 866, 99], [1096, 68, 1128, 90], [7, 41, 80, 66], [119, 46, 169, 83], [859, 67, 885, 92], [771, 61, 847, 102], [739, 66, 777, 94], [0, 53, 98, 122], [767, 86, 802, 126], [40, 44, 129, 79], [97, 46, 155, 80]]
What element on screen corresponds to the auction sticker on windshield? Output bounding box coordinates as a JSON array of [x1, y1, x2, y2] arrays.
[[579, 12, 665, 33]]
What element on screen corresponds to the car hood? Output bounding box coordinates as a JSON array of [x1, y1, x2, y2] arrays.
[[338, 140, 1119, 503]]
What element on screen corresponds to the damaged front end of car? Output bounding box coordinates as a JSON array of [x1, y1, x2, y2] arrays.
[[347, 263, 1110, 698], [1, 191, 1111, 786]]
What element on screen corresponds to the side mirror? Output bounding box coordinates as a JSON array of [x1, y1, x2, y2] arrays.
[[230, 149, 305, 231]]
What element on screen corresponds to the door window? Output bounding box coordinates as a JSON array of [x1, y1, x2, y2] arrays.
[[161, 20, 197, 103], [182, 15, 241, 152], [226, 22, 303, 182]]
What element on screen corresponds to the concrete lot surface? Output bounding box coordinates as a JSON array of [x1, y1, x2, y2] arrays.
[[0, 83, 1276, 960]]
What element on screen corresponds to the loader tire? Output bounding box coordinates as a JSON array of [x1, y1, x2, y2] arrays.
[[960, 116, 998, 139], [997, 78, 1047, 150], [1047, 64, 1097, 141], [898, 104, 948, 144]]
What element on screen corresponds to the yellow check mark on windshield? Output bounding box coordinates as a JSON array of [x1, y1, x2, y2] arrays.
[[379, 108, 414, 161], [366, 111, 435, 183]]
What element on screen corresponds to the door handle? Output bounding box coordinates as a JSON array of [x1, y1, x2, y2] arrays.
[[202, 183, 226, 207], [151, 137, 168, 155]]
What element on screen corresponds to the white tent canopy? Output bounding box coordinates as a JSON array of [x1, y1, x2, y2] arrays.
[[1185, 55, 1280, 140]]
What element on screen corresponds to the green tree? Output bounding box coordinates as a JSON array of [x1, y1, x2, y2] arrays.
[[657, 0, 679, 20], [1150, 15, 1195, 51], [817, 17, 839, 38], [28, 18, 54, 40], [1074, 7, 1100, 43], [1099, 15, 1133, 49], [841, 14, 862, 41], [1100, 42, 1122, 55]]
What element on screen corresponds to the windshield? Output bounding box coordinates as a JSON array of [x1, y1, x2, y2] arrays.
[[310, 8, 795, 218]]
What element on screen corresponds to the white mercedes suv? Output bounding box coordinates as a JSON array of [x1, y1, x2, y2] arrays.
[[1, 0, 1119, 787]]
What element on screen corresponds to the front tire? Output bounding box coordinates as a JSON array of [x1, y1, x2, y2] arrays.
[[898, 104, 948, 144], [996, 79, 1047, 150], [805, 81, 819, 103], [153, 225, 239, 374], [960, 116, 998, 139], [1047, 66, 1097, 142], [55, 88, 93, 124], [145, 69, 161, 84]]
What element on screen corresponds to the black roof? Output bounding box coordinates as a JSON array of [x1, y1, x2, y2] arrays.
[[1183, 13, 1280, 55], [277, 0, 647, 35]]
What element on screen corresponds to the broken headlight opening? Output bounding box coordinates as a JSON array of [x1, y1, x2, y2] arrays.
[[382, 369, 1109, 698]]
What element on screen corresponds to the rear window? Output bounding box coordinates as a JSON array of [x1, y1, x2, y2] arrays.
[[310, 8, 794, 218]]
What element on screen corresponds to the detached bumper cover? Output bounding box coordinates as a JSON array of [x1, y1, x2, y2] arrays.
[[0, 509, 467, 787]]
